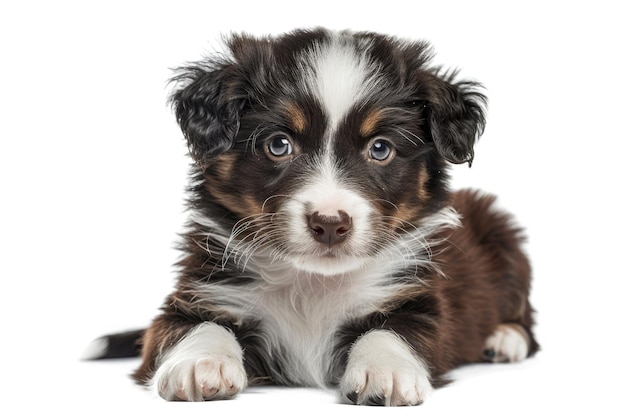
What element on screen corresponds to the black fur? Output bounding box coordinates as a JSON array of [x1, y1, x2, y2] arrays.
[[86, 28, 536, 407]]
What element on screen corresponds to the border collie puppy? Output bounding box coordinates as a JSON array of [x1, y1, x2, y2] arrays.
[[85, 28, 538, 406]]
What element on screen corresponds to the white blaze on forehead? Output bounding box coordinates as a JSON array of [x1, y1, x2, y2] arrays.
[[304, 156, 370, 219], [279, 34, 385, 275], [304, 35, 381, 128]]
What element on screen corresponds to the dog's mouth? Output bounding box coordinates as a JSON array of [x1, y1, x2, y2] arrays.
[[313, 247, 344, 258], [290, 247, 368, 276], [294, 257, 366, 276]]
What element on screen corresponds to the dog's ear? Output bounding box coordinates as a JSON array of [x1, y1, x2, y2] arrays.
[[423, 71, 487, 166], [169, 59, 248, 167]]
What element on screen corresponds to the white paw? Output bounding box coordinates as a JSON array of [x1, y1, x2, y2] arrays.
[[340, 330, 433, 406], [483, 323, 529, 363], [151, 323, 248, 401]]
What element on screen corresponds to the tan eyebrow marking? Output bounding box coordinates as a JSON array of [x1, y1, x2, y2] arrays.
[[285, 102, 307, 134], [360, 108, 383, 137]]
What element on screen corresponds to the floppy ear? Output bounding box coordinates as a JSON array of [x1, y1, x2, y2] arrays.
[[169, 62, 247, 167], [425, 72, 487, 165]]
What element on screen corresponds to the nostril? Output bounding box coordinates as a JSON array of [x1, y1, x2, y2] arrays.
[[336, 226, 350, 236], [311, 225, 325, 236], [307, 210, 352, 247]]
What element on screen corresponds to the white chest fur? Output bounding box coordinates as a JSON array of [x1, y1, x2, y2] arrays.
[[190, 208, 459, 386], [201, 259, 405, 387], [256, 268, 380, 386]]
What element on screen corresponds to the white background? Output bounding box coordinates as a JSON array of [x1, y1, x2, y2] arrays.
[[2, 0, 624, 415]]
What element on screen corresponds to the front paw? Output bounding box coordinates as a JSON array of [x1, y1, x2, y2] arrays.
[[154, 354, 247, 401], [151, 322, 248, 401], [340, 330, 433, 406]]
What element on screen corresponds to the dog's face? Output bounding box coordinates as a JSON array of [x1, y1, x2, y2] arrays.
[[172, 29, 486, 276]]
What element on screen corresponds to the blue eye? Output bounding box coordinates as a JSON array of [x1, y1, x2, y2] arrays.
[[267, 135, 293, 158], [369, 140, 393, 161]]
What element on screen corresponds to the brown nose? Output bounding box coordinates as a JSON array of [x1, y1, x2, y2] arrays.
[[307, 210, 352, 247]]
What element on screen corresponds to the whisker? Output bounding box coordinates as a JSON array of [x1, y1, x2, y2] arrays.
[[221, 211, 291, 271], [261, 194, 290, 212], [239, 123, 274, 154], [223, 214, 273, 266], [392, 126, 425, 147], [372, 198, 400, 211]]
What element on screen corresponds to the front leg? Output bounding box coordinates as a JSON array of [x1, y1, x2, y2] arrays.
[[340, 330, 433, 406], [141, 321, 248, 401]]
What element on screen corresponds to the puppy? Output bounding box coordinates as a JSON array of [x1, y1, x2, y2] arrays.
[[85, 28, 538, 406]]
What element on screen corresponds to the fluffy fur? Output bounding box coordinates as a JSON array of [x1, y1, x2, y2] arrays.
[[86, 28, 538, 406]]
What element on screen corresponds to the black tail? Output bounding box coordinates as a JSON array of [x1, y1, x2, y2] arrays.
[[81, 329, 145, 360]]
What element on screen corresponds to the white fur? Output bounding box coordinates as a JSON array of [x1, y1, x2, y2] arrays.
[[484, 324, 529, 363], [187, 208, 459, 388], [80, 337, 108, 360], [177, 35, 462, 389], [189, 261, 401, 387], [282, 155, 374, 276], [150, 322, 247, 401], [340, 330, 433, 406], [303, 34, 381, 130]]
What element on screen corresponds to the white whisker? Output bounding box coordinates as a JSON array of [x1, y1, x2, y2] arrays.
[[392, 126, 425, 147]]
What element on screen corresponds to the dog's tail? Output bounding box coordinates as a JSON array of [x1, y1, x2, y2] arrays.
[[81, 329, 145, 360]]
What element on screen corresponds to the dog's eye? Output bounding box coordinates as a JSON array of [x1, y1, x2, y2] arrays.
[[369, 139, 394, 162], [266, 135, 293, 159]]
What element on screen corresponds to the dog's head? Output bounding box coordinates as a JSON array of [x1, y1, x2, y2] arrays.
[[172, 29, 486, 275]]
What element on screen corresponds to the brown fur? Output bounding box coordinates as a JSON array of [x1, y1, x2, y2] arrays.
[[88, 29, 538, 406], [431, 189, 537, 371], [133, 190, 538, 386], [332, 189, 537, 387]]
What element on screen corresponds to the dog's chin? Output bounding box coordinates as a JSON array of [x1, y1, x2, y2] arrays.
[[291, 254, 367, 276]]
